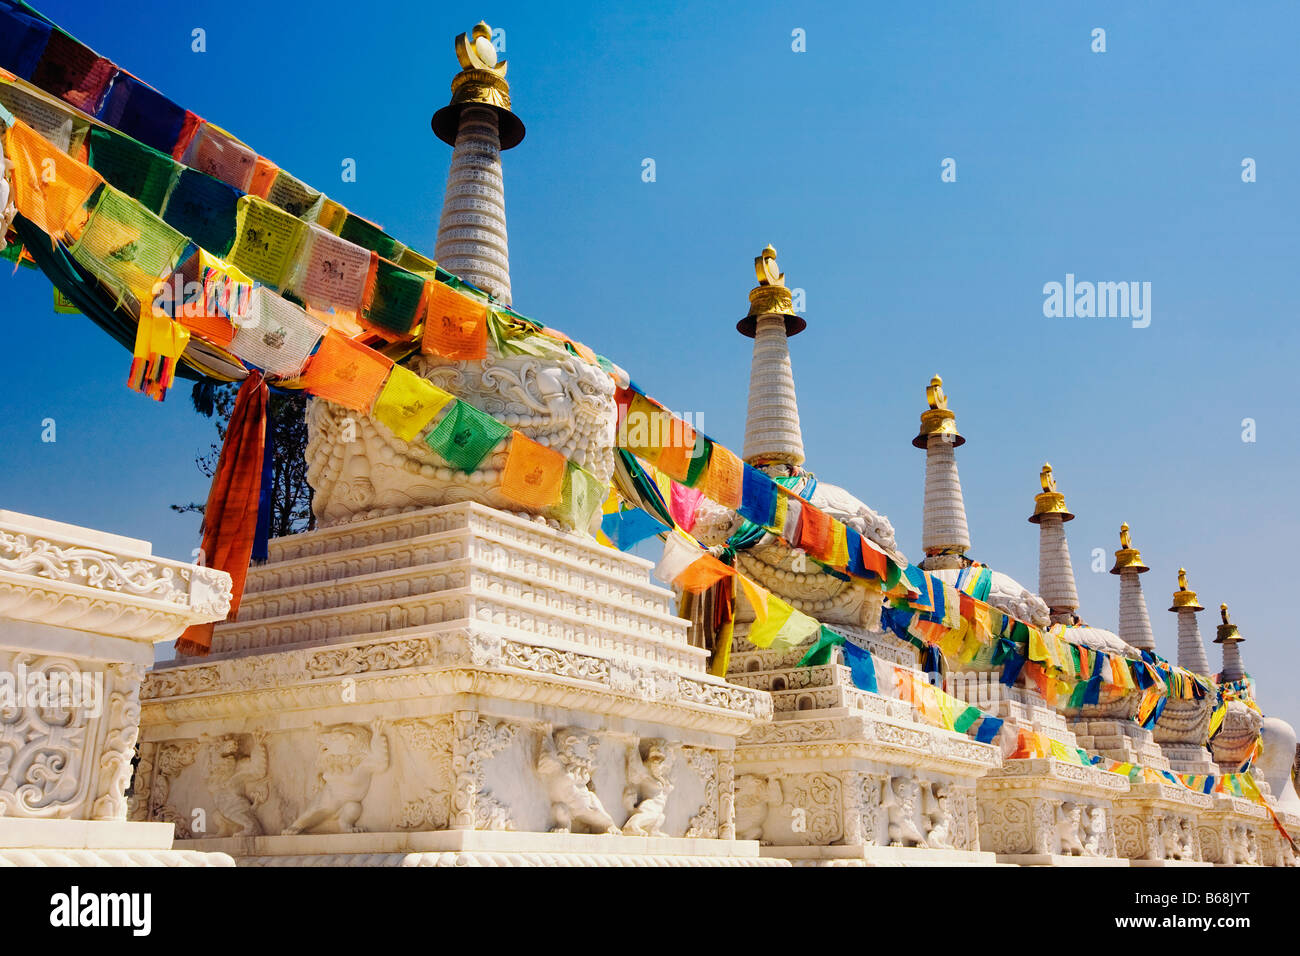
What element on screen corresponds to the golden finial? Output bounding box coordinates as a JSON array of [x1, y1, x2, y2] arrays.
[[1110, 521, 1148, 574], [1215, 602, 1243, 644], [432, 20, 526, 149], [926, 375, 947, 410], [754, 245, 784, 287], [912, 374, 963, 448], [739, 244, 804, 338], [456, 22, 506, 73], [1169, 568, 1202, 611], [1029, 462, 1073, 523]]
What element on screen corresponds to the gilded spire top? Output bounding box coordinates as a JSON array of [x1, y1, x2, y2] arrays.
[[432, 20, 526, 149], [1029, 462, 1073, 523], [456, 22, 505, 73], [738, 244, 805, 337], [1215, 602, 1243, 644], [1169, 567, 1204, 612], [1110, 521, 1148, 574], [912, 373, 963, 448]]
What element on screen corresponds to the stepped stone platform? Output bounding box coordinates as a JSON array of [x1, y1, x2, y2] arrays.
[[132, 503, 778, 866]]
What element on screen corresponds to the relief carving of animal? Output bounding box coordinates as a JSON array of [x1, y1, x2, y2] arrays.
[[535, 726, 619, 834], [202, 732, 269, 837], [622, 739, 675, 837], [734, 774, 783, 843], [282, 719, 389, 835]]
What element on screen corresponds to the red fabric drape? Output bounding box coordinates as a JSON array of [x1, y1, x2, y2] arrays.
[[175, 370, 268, 656]]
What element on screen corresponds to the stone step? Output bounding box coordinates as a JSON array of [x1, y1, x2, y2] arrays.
[[213, 580, 699, 669], [245, 520, 673, 614]]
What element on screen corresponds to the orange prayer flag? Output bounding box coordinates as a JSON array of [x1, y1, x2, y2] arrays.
[[297, 329, 394, 411], [655, 418, 697, 483], [248, 156, 278, 198], [675, 552, 736, 593], [3, 120, 103, 239], [422, 281, 488, 360], [500, 432, 566, 508], [701, 442, 743, 509], [799, 504, 832, 560]]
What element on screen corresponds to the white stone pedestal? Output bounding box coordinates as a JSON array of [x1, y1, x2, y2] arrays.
[[0, 511, 234, 867], [977, 757, 1129, 865], [133, 503, 772, 865]]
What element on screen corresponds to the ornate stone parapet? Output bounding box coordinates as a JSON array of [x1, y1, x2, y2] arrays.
[[0, 511, 233, 866], [976, 757, 1128, 865], [1111, 781, 1214, 866], [1196, 794, 1270, 866]]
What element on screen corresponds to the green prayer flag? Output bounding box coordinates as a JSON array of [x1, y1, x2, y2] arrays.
[[798, 626, 846, 667], [556, 462, 607, 530], [683, 435, 712, 488], [425, 400, 510, 472], [87, 127, 176, 214], [363, 257, 425, 336], [953, 705, 981, 734], [340, 213, 404, 262]]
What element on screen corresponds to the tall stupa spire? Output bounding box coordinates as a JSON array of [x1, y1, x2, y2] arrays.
[[1215, 603, 1247, 682], [1029, 463, 1079, 625], [913, 375, 970, 570], [1110, 522, 1155, 651], [431, 21, 525, 305], [1169, 568, 1211, 675], [738, 245, 806, 468]]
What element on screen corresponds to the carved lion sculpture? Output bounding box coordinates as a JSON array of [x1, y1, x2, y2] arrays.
[[1055, 801, 1084, 856], [882, 776, 927, 848], [734, 774, 783, 843], [535, 726, 620, 835], [202, 732, 269, 837], [622, 739, 675, 837], [306, 341, 619, 532], [282, 719, 389, 835]]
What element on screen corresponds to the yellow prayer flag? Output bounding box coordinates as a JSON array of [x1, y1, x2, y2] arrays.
[[372, 365, 454, 441], [747, 596, 795, 649]]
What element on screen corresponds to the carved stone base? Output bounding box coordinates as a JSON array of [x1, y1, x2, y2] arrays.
[[1112, 782, 1213, 862], [994, 853, 1127, 867], [135, 505, 768, 859], [174, 829, 783, 866], [1070, 719, 1170, 769], [976, 757, 1127, 860]]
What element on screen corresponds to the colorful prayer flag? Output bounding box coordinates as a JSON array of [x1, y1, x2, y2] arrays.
[[500, 432, 566, 508], [425, 399, 510, 472], [422, 281, 488, 359], [296, 328, 393, 411], [372, 365, 454, 441]]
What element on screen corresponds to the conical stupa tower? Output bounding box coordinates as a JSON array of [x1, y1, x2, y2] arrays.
[[1110, 523, 1155, 652], [1029, 463, 1079, 625], [1216, 603, 1247, 682], [912, 375, 970, 570], [1169, 568, 1211, 676], [431, 21, 525, 305], [739, 245, 806, 469]]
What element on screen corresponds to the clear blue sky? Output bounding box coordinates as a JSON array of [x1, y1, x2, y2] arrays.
[[2, 0, 1297, 729]]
